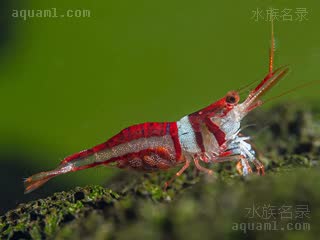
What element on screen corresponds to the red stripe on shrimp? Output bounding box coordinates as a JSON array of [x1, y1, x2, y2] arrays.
[[188, 116, 206, 152], [204, 119, 226, 146], [169, 122, 182, 160]]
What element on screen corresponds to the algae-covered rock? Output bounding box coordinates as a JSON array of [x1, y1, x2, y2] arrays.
[[1, 103, 319, 240]]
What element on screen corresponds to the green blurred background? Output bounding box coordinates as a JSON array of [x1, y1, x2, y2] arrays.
[[0, 0, 319, 214]]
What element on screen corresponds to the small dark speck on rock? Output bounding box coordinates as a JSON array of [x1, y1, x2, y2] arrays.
[[294, 142, 313, 154], [39, 220, 46, 230], [8, 212, 19, 221], [95, 200, 109, 210], [317, 146, 320, 155], [74, 191, 85, 201], [29, 211, 38, 221], [61, 213, 75, 224], [125, 208, 137, 221], [11, 231, 31, 240], [270, 123, 281, 137], [2, 224, 9, 232], [278, 146, 288, 155], [0, 215, 6, 222]]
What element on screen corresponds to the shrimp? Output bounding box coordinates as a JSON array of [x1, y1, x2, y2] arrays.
[[24, 22, 288, 193]]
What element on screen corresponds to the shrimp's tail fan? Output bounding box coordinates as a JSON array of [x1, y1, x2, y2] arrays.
[[24, 164, 73, 194]]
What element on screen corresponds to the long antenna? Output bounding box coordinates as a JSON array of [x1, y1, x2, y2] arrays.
[[237, 19, 275, 95], [263, 79, 319, 104], [237, 79, 259, 94], [268, 18, 275, 76]]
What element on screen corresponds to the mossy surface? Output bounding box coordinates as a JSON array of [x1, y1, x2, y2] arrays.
[[1, 103, 320, 240]]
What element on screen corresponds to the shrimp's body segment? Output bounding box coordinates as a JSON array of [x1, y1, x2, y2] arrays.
[[24, 22, 289, 193]]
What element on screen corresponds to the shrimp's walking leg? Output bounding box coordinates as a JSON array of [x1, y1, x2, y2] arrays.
[[193, 158, 213, 175], [194, 153, 244, 175], [253, 159, 265, 175], [236, 161, 243, 175], [236, 158, 253, 176], [164, 159, 190, 190]]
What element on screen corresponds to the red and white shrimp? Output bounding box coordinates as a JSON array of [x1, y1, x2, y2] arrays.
[[24, 23, 288, 193]]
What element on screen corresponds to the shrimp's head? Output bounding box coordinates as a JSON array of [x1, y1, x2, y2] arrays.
[[206, 66, 289, 140], [225, 66, 289, 123], [190, 66, 288, 140]]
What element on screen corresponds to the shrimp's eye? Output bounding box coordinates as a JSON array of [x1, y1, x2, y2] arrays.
[[226, 91, 239, 104], [226, 95, 236, 103]]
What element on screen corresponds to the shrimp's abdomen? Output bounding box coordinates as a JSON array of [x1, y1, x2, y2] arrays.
[[24, 122, 183, 193], [62, 122, 182, 171]]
